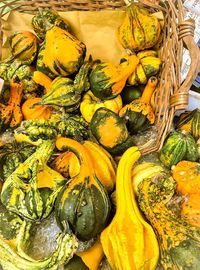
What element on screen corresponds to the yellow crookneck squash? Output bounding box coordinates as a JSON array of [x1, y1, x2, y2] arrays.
[[100, 146, 159, 270], [22, 97, 52, 120], [80, 90, 123, 123], [52, 140, 116, 193]]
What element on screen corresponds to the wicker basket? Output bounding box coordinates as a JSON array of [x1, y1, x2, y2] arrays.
[[0, 0, 199, 155]]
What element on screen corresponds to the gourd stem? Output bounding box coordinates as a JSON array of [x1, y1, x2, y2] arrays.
[[140, 76, 158, 104]]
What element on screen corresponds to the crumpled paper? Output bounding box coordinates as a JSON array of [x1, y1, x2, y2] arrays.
[[1, 10, 127, 63]]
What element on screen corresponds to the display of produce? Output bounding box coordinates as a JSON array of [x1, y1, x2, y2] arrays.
[[0, 2, 199, 270]]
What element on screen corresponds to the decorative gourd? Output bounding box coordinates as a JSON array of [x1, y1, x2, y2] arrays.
[[52, 140, 116, 193], [35, 60, 91, 111], [119, 76, 157, 134], [90, 107, 135, 155], [128, 50, 161, 85], [1, 140, 66, 221], [181, 194, 200, 227], [55, 137, 111, 241], [0, 59, 38, 99], [32, 70, 52, 93], [159, 131, 199, 168], [89, 55, 139, 100], [0, 141, 36, 181], [172, 161, 200, 195], [138, 170, 200, 270], [8, 31, 38, 64], [42, 26, 86, 76], [197, 138, 200, 157], [118, 3, 161, 51], [176, 109, 200, 141], [32, 9, 70, 40], [0, 78, 23, 133], [100, 147, 159, 270], [65, 255, 89, 270], [0, 211, 78, 270], [22, 98, 52, 120], [77, 239, 104, 270], [80, 90, 123, 123]]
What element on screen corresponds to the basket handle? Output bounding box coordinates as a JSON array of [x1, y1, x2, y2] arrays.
[[170, 19, 200, 110]]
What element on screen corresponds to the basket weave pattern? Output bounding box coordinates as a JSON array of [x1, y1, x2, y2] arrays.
[[0, 0, 199, 154]]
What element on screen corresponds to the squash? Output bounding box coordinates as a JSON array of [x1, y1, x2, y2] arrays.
[[77, 239, 104, 270], [65, 255, 89, 270], [52, 140, 116, 193], [159, 131, 199, 168], [100, 147, 159, 270], [181, 194, 200, 227], [32, 9, 70, 40], [90, 107, 135, 155], [32, 71, 52, 93], [118, 3, 161, 51], [80, 90, 123, 123], [128, 50, 161, 86], [1, 139, 66, 221], [89, 55, 139, 100], [55, 137, 111, 241], [36, 60, 91, 111], [42, 26, 86, 76], [22, 98, 52, 120], [119, 76, 157, 134], [137, 170, 200, 270], [0, 78, 23, 133], [8, 31, 38, 64], [176, 109, 200, 141], [0, 141, 36, 181], [172, 161, 200, 195]]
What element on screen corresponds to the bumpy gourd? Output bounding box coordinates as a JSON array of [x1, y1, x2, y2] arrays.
[[32, 9, 70, 40], [101, 147, 159, 270], [1, 140, 66, 221], [90, 107, 135, 155], [119, 76, 157, 134], [138, 170, 200, 270], [89, 55, 139, 100], [42, 26, 86, 76], [55, 138, 111, 241], [118, 3, 161, 51], [159, 131, 199, 168], [0, 141, 36, 181], [80, 90, 123, 122]]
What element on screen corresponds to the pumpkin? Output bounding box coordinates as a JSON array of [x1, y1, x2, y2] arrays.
[[0, 141, 36, 181], [172, 161, 200, 195], [80, 90, 123, 123], [0, 78, 23, 133], [159, 131, 199, 168], [52, 140, 116, 193], [181, 194, 200, 227], [100, 147, 159, 270], [32, 9, 70, 40], [22, 98, 52, 120], [137, 170, 200, 270], [118, 3, 161, 51], [89, 55, 139, 100], [8, 31, 38, 64], [90, 107, 135, 155], [42, 26, 86, 76], [55, 137, 111, 241], [35, 60, 91, 111], [176, 109, 200, 141], [119, 76, 157, 134], [128, 50, 161, 85], [1, 140, 66, 221]]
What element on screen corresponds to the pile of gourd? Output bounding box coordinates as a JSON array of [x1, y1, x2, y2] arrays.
[[0, 4, 199, 270]]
